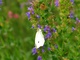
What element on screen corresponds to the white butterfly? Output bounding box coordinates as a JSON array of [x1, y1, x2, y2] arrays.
[[35, 28, 45, 48]]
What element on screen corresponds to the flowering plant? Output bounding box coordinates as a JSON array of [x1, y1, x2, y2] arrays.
[[26, 0, 80, 60], [0, 0, 80, 60]]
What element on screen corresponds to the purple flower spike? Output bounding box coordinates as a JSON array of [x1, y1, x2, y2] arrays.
[[55, 0, 59, 7], [42, 49, 45, 53], [28, 6, 33, 11], [32, 47, 37, 55], [45, 32, 52, 39], [70, 0, 74, 4], [31, 26, 34, 28], [76, 18, 80, 23], [0, 2, 2, 5], [32, 11, 34, 14], [52, 28, 56, 32], [76, 18, 79, 21], [48, 47, 51, 51], [0, 0, 2, 5], [44, 25, 50, 32], [26, 12, 30, 19], [69, 11, 74, 18], [28, 6, 34, 14], [36, 15, 40, 18], [72, 27, 76, 31], [38, 24, 41, 28], [0, 0, 2, 1], [44, 28, 47, 32], [37, 56, 42, 60]]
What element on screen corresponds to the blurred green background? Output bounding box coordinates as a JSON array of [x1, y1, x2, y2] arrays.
[[0, 0, 37, 60]]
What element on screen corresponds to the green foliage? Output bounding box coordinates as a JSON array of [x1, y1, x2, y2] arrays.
[[0, 0, 80, 60]]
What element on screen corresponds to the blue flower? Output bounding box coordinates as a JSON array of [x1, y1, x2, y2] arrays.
[[55, 0, 59, 7], [48, 47, 51, 51], [0, 0, 2, 5], [28, 6, 34, 14], [37, 56, 42, 60], [32, 47, 37, 55], [69, 11, 74, 18], [32, 11, 34, 14], [76, 18, 79, 21], [26, 12, 30, 19], [28, 6, 33, 11], [31, 26, 34, 28], [38, 24, 41, 28], [52, 28, 56, 32], [70, 0, 74, 4], [44, 25, 50, 32], [76, 18, 80, 23], [42, 49, 45, 53], [72, 27, 76, 31], [45, 31, 52, 39], [36, 15, 40, 18]]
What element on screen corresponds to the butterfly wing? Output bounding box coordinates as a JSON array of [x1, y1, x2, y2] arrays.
[[35, 29, 45, 48]]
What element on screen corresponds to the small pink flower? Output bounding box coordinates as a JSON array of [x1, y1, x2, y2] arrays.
[[8, 11, 13, 18], [13, 14, 19, 19]]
